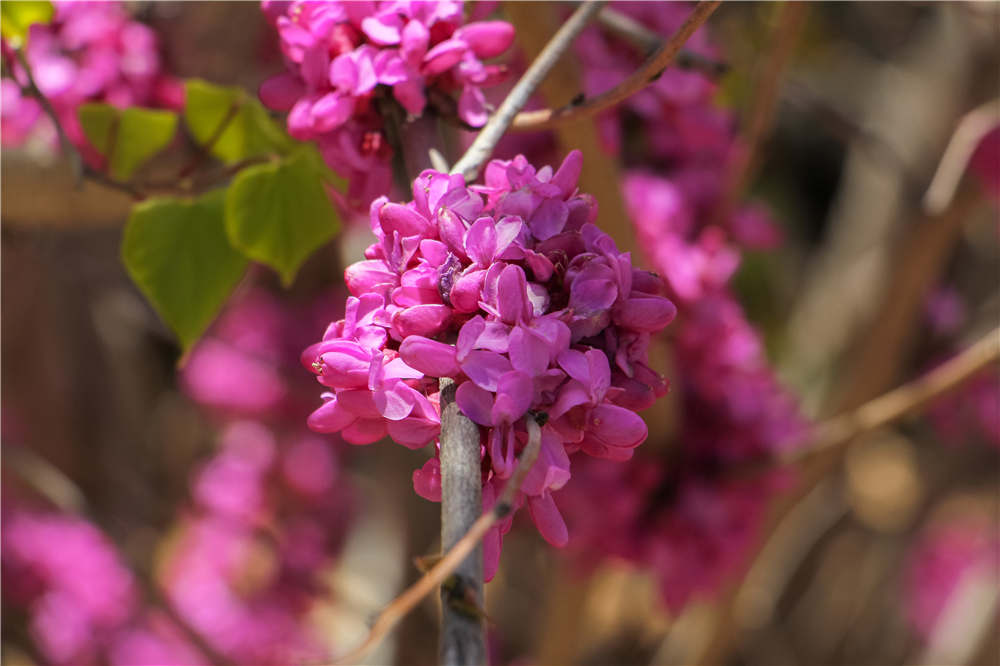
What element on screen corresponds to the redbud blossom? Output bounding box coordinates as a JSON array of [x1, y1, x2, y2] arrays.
[[303, 150, 675, 577]]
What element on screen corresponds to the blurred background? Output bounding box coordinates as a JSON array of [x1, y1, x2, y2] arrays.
[[2, 2, 998, 665]]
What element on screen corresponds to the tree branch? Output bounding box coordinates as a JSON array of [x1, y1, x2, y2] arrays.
[[509, 1, 722, 132], [329, 417, 543, 666], [14, 48, 147, 201], [799, 325, 1000, 460], [597, 7, 728, 77], [437, 377, 486, 666], [715, 1, 806, 222], [449, 0, 607, 181], [923, 97, 1000, 215], [732, 325, 1000, 478]]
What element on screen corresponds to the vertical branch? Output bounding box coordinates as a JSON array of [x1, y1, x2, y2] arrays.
[[437, 377, 486, 666], [450, 0, 607, 181]]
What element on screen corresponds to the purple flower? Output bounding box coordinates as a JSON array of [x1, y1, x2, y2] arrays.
[[260, 1, 515, 212], [1, 1, 182, 162], [303, 150, 675, 577]]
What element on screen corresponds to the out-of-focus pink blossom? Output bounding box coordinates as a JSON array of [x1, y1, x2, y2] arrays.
[[969, 125, 1000, 202], [303, 150, 674, 576], [1, 1, 181, 162], [904, 519, 1000, 641], [1, 511, 202, 665]]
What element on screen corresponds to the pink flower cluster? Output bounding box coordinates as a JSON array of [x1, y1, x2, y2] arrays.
[[173, 288, 354, 662], [164, 422, 352, 663], [2, 511, 202, 665], [554, 174, 804, 610], [904, 519, 1000, 641], [921, 288, 1000, 450], [260, 0, 514, 210], [1, 1, 181, 159], [302, 150, 675, 578], [547, 7, 807, 612]]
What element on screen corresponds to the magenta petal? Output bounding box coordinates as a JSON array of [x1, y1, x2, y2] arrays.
[[528, 493, 569, 547], [521, 429, 571, 495], [450, 268, 486, 313], [412, 458, 442, 501], [422, 39, 467, 76], [341, 418, 388, 445], [508, 326, 549, 377], [457, 21, 515, 59], [361, 14, 402, 45], [374, 382, 416, 421], [528, 198, 569, 240], [307, 395, 356, 433], [496, 264, 529, 324], [614, 295, 677, 332], [551, 149, 583, 196], [259, 73, 304, 111], [380, 202, 432, 237], [456, 316, 486, 360], [557, 349, 590, 385], [329, 53, 357, 91], [549, 381, 592, 419], [455, 380, 494, 426], [345, 259, 396, 295], [393, 77, 426, 115], [465, 216, 498, 266], [476, 320, 511, 353], [400, 19, 430, 64], [492, 371, 533, 423], [458, 85, 488, 128], [461, 350, 512, 392], [399, 336, 460, 377], [388, 416, 439, 448], [311, 92, 354, 131], [335, 389, 381, 418], [589, 403, 647, 448], [392, 304, 450, 338]]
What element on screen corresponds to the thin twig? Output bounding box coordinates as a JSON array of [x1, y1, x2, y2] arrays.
[[798, 325, 1000, 460], [923, 98, 1000, 215], [14, 49, 148, 201], [450, 0, 607, 181], [329, 417, 544, 666], [509, 1, 722, 133], [176, 101, 241, 179], [598, 7, 729, 76], [732, 325, 1000, 478]]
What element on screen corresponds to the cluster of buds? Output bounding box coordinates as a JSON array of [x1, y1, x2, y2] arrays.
[[302, 150, 675, 576]]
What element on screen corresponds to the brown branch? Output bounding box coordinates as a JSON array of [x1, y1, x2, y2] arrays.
[[328, 417, 544, 666], [715, 1, 806, 222], [450, 0, 607, 181], [14, 49, 147, 201], [731, 325, 1000, 478], [438, 377, 486, 666], [597, 7, 728, 76], [509, 1, 722, 132], [923, 98, 1000, 215], [795, 325, 1000, 460], [176, 101, 241, 179]]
